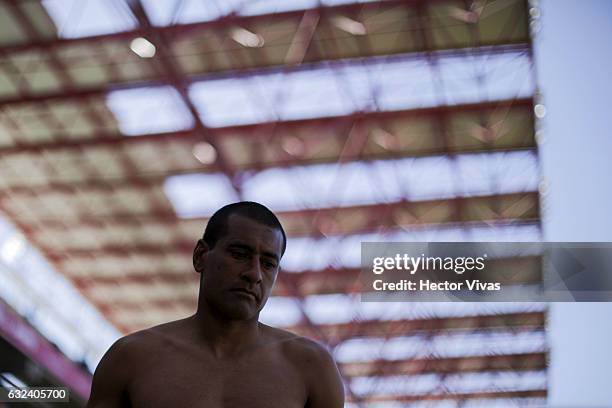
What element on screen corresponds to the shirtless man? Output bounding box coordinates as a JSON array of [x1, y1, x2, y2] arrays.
[[87, 202, 345, 408]]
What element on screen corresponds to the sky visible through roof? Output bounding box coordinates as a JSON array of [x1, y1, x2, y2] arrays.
[[535, 0, 612, 405]]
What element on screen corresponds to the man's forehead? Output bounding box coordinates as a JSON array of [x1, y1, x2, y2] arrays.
[[223, 214, 283, 252]]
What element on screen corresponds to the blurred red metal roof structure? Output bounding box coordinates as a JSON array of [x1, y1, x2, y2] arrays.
[[0, 0, 545, 405]]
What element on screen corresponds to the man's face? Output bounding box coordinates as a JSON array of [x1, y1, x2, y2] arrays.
[[195, 214, 283, 321]]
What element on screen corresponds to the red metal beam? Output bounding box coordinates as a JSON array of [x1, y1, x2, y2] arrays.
[[96, 297, 198, 316], [75, 267, 544, 325], [350, 389, 547, 403], [0, 0, 528, 53], [0, 0, 416, 52], [0, 99, 536, 188], [0, 43, 531, 107], [0, 97, 534, 155], [27, 192, 539, 259], [340, 352, 547, 377], [285, 311, 546, 343], [71, 255, 542, 296], [116, 310, 545, 339], [93, 192, 542, 233], [10, 190, 539, 233]]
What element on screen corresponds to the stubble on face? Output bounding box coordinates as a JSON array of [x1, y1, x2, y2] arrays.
[[199, 215, 283, 322]]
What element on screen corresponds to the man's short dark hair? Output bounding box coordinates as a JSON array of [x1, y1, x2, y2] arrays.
[[203, 201, 287, 256]]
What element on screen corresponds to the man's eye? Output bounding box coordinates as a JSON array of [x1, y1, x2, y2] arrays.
[[230, 251, 248, 259], [263, 261, 277, 270]]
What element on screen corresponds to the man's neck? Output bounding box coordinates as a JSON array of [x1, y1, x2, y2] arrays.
[[190, 304, 261, 358]]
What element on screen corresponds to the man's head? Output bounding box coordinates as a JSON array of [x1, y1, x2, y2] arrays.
[[193, 202, 286, 321], [202, 201, 286, 256]]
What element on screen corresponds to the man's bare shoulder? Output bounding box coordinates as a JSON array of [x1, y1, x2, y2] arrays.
[[87, 318, 195, 407], [92, 321, 177, 377], [258, 326, 340, 378], [259, 325, 345, 407], [105, 318, 186, 357], [99, 330, 148, 368], [259, 324, 326, 353]]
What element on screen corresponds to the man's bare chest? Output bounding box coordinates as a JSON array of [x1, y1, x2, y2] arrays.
[[128, 350, 307, 408]]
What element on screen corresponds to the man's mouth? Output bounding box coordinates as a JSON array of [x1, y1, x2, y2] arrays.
[[230, 288, 257, 300]]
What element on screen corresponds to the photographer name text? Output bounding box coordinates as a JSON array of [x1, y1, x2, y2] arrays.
[[371, 253, 501, 292]]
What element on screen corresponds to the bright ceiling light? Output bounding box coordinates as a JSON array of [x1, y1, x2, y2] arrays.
[[331, 16, 367, 35], [281, 136, 306, 157], [192, 142, 217, 164], [372, 128, 399, 150], [534, 104, 547, 118], [0, 234, 26, 265], [230, 27, 265, 48], [130, 37, 156, 58], [448, 4, 482, 24]]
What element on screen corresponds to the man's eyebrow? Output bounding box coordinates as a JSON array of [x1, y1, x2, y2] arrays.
[[227, 242, 253, 251], [227, 241, 279, 262], [261, 251, 279, 263]]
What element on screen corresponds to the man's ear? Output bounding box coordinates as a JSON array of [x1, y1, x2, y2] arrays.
[[193, 239, 209, 273]]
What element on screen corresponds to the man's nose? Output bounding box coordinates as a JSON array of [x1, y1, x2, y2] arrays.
[[240, 257, 263, 283]]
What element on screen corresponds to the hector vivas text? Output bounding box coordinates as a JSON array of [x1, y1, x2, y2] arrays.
[[371, 253, 501, 292]]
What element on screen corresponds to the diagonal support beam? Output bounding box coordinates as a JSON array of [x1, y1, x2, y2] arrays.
[[124, 0, 241, 192]]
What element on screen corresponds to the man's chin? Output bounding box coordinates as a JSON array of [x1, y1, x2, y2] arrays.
[[215, 302, 260, 321]]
